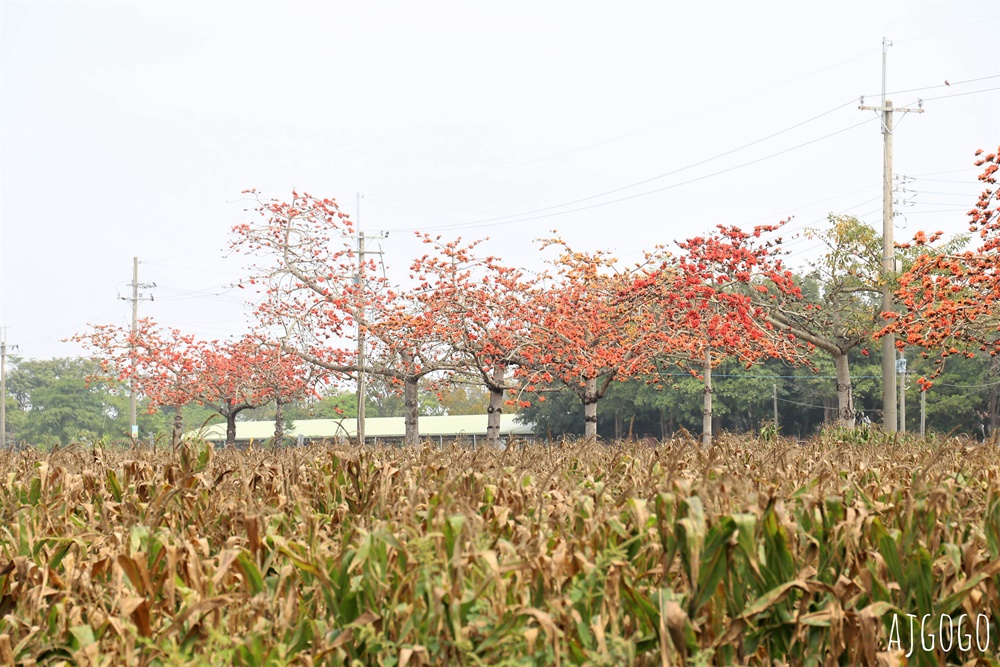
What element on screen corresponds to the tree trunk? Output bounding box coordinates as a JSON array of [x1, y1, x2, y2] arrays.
[[702, 348, 713, 446], [583, 376, 598, 439], [833, 351, 855, 428], [226, 409, 238, 448], [274, 396, 285, 445], [404, 375, 419, 447], [659, 407, 667, 441], [614, 409, 623, 441], [172, 405, 183, 450], [486, 388, 504, 447]]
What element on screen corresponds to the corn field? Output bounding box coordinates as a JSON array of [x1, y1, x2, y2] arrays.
[[2, 433, 1000, 666]]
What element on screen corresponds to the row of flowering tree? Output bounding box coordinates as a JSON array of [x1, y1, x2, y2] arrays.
[[72, 147, 993, 444], [509, 226, 812, 441], [74, 197, 816, 445], [227, 190, 813, 443], [73, 322, 315, 447]]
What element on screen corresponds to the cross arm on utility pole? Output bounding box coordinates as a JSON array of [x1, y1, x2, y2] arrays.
[[858, 100, 925, 126]]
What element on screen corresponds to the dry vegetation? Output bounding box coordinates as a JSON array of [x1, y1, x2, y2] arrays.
[[2, 433, 1000, 666]]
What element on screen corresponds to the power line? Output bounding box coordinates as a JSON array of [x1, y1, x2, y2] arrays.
[[373, 70, 991, 241], [366, 17, 996, 200], [776, 397, 827, 410], [661, 373, 883, 379], [498, 78, 994, 240], [896, 14, 1000, 44], [19, 304, 129, 348], [909, 190, 978, 197], [906, 201, 977, 207], [615, 183, 882, 262], [902, 208, 970, 215], [155, 286, 245, 304], [912, 169, 980, 177], [145, 248, 224, 263], [921, 86, 1000, 102], [389, 98, 859, 232], [934, 379, 1000, 389], [144, 261, 242, 276], [367, 50, 887, 199], [913, 177, 982, 184], [398, 117, 877, 234], [777, 196, 885, 259], [864, 74, 1000, 99]]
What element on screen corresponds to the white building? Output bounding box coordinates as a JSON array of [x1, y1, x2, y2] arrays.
[[194, 413, 535, 447]]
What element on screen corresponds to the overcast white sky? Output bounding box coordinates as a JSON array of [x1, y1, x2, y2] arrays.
[[1, 1, 997, 360]]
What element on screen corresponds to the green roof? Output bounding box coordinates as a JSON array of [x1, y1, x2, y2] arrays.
[[193, 413, 534, 443]]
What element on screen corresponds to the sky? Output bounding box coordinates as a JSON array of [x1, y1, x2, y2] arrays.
[[1, 1, 997, 361]]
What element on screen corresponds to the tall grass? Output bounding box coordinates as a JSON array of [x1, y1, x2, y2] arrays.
[[1, 433, 998, 665]]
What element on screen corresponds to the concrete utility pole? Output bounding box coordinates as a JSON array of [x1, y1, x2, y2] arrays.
[[773, 383, 779, 429], [702, 348, 712, 446], [354, 193, 387, 447], [898, 352, 906, 433], [120, 257, 155, 440], [859, 37, 924, 433], [0, 329, 16, 449], [920, 387, 926, 436], [357, 224, 367, 447]]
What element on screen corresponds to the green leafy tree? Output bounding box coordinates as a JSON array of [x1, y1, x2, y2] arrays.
[[760, 216, 964, 428], [428, 383, 490, 416], [902, 352, 996, 437], [6, 357, 167, 446]]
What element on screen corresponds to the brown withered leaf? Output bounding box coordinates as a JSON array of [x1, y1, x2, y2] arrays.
[[119, 596, 152, 638], [164, 595, 238, 637], [0, 634, 13, 665], [875, 650, 906, 667], [116, 555, 148, 597], [399, 645, 428, 667]]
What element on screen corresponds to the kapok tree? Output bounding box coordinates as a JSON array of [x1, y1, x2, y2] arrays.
[[517, 239, 704, 439], [360, 285, 467, 445], [883, 147, 1000, 389], [214, 334, 319, 444], [74, 320, 309, 446], [409, 234, 538, 446], [255, 336, 327, 445], [231, 190, 463, 446], [73, 319, 203, 446], [195, 333, 320, 445], [666, 222, 811, 440]]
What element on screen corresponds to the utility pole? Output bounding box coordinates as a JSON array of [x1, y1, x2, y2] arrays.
[[354, 193, 387, 447], [920, 388, 926, 437], [119, 257, 155, 441], [773, 383, 779, 430], [0, 329, 16, 449], [702, 348, 712, 446], [898, 352, 906, 433], [859, 36, 924, 433], [357, 224, 367, 447]]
